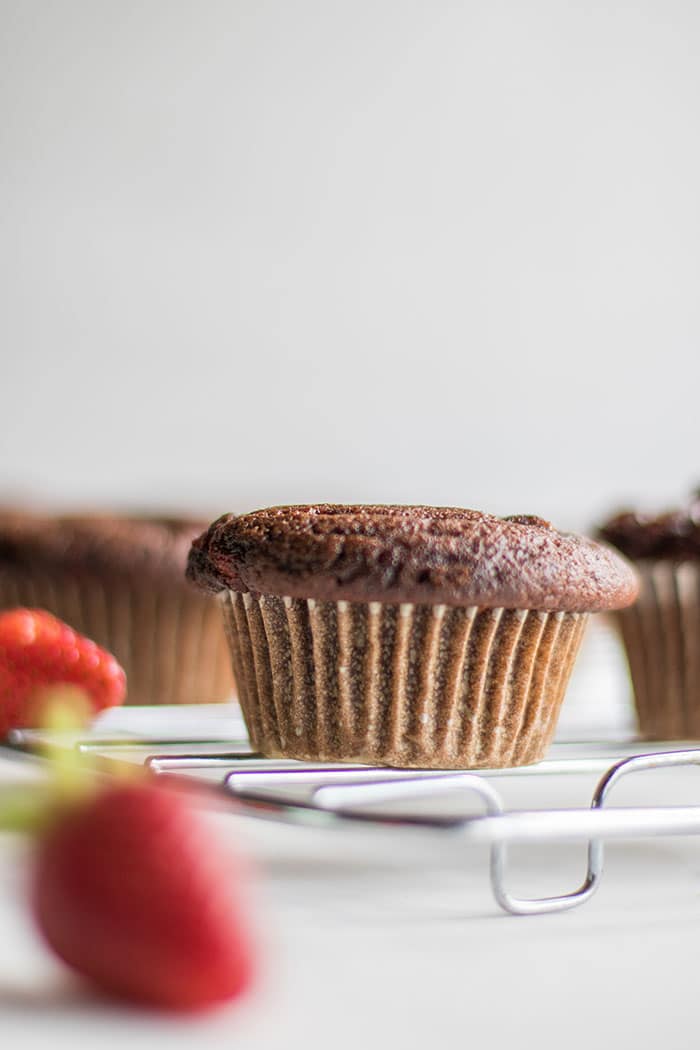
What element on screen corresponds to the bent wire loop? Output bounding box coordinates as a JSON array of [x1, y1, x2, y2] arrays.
[[9, 725, 700, 916], [217, 749, 700, 916]]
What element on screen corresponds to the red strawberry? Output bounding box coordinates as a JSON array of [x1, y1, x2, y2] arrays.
[[32, 779, 256, 1011], [0, 609, 126, 737]]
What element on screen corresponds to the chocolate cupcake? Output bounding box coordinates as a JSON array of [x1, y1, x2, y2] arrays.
[[599, 492, 700, 739], [0, 511, 232, 706], [188, 505, 637, 768]]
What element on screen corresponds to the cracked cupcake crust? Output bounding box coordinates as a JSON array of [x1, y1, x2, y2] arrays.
[[187, 504, 639, 612]]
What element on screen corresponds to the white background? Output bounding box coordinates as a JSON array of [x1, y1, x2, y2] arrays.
[[3, 7, 700, 1046], [2, 0, 700, 528]]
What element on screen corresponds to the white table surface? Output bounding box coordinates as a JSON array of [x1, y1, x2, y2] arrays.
[[2, 627, 698, 1050]]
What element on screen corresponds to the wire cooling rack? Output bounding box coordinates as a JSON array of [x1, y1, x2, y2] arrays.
[[6, 706, 700, 917]]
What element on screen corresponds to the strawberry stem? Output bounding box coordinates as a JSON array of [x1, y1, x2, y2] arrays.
[[36, 693, 98, 804], [0, 783, 53, 833], [0, 695, 101, 834]]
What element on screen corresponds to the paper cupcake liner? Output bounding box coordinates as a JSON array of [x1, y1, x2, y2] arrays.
[[0, 567, 233, 706], [220, 591, 587, 768], [613, 562, 700, 739]]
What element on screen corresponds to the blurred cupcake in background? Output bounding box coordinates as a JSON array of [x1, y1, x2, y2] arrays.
[[0, 511, 232, 706], [599, 490, 700, 740]]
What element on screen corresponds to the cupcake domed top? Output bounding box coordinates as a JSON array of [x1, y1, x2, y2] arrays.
[[187, 504, 638, 612], [599, 490, 700, 561]]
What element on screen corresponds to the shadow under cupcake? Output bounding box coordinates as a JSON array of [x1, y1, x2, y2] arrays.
[[188, 505, 637, 768]]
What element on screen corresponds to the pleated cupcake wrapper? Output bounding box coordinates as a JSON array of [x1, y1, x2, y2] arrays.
[[614, 562, 700, 740], [0, 568, 232, 706], [221, 591, 587, 768]]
